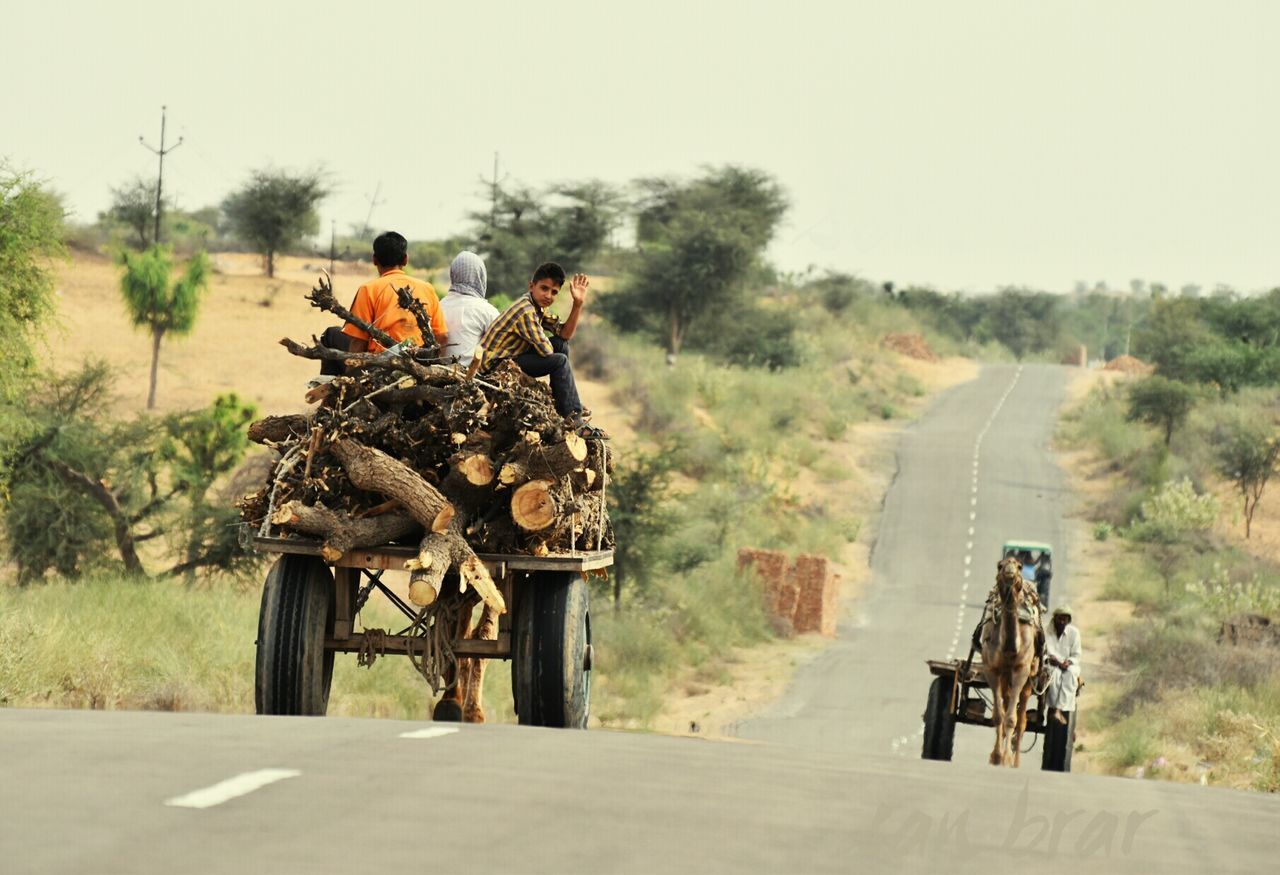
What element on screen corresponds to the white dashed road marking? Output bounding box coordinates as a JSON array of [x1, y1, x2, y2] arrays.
[[898, 365, 1023, 754], [164, 769, 301, 809], [399, 727, 460, 740]]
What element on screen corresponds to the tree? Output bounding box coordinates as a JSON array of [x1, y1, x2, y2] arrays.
[[984, 288, 1061, 360], [1128, 478, 1219, 595], [607, 445, 678, 609], [0, 165, 65, 398], [1126, 376, 1197, 446], [602, 166, 787, 357], [4, 362, 169, 580], [471, 179, 622, 297], [1133, 297, 1216, 381], [118, 246, 209, 409], [5, 366, 259, 582], [161, 393, 258, 575], [107, 176, 162, 249], [1214, 418, 1280, 539], [222, 169, 327, 277]]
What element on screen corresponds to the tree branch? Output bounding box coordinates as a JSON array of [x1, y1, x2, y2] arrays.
[[306, 271, 399, 350], [393, 283, 441, 355]]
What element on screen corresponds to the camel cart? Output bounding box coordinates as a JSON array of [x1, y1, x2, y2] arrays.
[[251, 534, 609, 729], [921, 657, 1075, 771]]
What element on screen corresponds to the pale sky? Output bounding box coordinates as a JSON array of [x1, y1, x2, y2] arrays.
[[5, 1, 1277, 293]]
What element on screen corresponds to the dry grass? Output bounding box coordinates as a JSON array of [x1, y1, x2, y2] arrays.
[[11, 252, 978, 731], [1055, 366, 1280, 791]]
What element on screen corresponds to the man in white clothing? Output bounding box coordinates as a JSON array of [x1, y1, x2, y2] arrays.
[[1044, 604, 1082, 725], [439, 250, 499, 367]]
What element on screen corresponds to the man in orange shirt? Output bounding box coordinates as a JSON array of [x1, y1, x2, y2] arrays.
[[342, 231, 448, 353]]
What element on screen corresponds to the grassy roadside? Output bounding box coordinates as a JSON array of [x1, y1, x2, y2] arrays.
[[1056, 371, 1280, 792], [1, 251, 972, 728]]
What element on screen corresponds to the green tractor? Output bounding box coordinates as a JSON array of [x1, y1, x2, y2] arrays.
[[1001, 539, 1053, 607]]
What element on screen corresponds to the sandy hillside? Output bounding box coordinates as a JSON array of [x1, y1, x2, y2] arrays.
[[47, 251, 621, 428]]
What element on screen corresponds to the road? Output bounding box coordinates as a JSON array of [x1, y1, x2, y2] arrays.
[[738, 362, 1069, 761], [2, 364, 1277, 873]]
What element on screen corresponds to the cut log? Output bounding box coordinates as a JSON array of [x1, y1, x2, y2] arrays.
[[442, 453, 497, 511], [498, 432, 588, 486], [271, 500, 419, 562], [511, 479, 559, 532], [404, 532, 454, 606], [528, 492, 609, 553], [404, 525, 505, 614], [330, 439, 456, 534], [568, 466, 601, 493], [248, 414, 311, 445]]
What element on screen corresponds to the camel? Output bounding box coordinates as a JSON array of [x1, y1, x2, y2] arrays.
[[978, 556, 1043, 766]]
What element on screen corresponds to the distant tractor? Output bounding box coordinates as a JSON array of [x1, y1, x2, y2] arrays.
[[1001, 539, 1053, 607]]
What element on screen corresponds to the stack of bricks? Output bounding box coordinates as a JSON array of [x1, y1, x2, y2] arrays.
[[737, 548, 840, 638]]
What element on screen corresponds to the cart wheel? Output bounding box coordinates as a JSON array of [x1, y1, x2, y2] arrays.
[[921, 676, 956, 761], [513, 571, 591, 729], [1041, 707, 1076, 772], [255, 555, 335, 716]]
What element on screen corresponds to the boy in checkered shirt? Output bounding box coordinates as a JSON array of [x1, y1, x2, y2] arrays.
[[468, 262, 599, 434]]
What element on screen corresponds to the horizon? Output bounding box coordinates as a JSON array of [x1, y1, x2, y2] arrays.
[[6, 1, 1277, 295]]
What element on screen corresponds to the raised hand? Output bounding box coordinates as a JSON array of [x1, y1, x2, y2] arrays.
[[569, 273, 589, 306]]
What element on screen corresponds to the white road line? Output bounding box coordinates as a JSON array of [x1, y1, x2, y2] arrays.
[[164, 769, 301, 810], [398, 727, 460, 740], [970, 512, 976, 521]]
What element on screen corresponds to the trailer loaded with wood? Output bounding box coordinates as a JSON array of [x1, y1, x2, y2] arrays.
[[238, 274, 613, 728]]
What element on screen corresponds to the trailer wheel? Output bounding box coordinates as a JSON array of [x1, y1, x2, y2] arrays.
[[255, 555, 335, 716], [921, 676, 956, 761], [513, 571, 591, 729], [1041, 708, 1077, 772]]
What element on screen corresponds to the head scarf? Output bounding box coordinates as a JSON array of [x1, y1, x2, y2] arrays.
[[449, 250, 487, 299], [1053, 604, 1073, 619]]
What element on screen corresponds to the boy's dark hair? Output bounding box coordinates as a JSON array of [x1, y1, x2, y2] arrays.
[[373, 232, 408, 268], [530, 261, 566, 286]]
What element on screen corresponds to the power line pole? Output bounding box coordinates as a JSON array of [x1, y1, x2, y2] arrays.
[[329, 220, 336, 275], [361, 181, 384, 239], [139, 105, 183, 246]]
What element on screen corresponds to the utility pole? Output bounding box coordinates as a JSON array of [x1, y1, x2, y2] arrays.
[[329, 220, 336, 275], [139, 105, 183, 246], [361, 181, 384, 239]]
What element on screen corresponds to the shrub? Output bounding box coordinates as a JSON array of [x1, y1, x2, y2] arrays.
[[1128, 478, 1218, 544]]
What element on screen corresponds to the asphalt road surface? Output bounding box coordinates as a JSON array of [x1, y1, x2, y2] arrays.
[[3, 364, 1277, 873]]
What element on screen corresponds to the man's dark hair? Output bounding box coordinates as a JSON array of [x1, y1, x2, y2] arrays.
[[373, 232, 408, 268], [531, 261, 566, 286]]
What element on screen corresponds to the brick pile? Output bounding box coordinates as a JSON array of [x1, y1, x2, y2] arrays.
[[737, 548, 840, 638], [880, 332, 938, 362]]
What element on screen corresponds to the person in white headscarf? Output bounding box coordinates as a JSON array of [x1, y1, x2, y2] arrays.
[[439, 250, 499, 367], [1044, 604, 1082, 724]]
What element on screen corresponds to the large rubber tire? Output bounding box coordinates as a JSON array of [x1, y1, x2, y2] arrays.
[[1041, 707, 1077, 772], [255, 555, 335, 716], [513, 571, 591, 729], [921, 676, 956, 761]]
